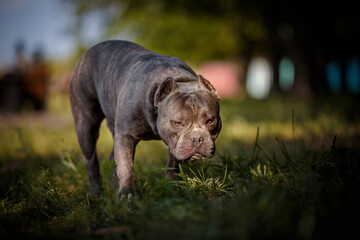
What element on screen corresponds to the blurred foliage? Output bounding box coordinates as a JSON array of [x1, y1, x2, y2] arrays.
[[65, 0, 360, 95], [67, 0, 360, 63], [66, 0, 270, 63]]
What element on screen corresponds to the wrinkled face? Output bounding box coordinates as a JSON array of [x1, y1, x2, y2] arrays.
[[156, 91, 221, 161]]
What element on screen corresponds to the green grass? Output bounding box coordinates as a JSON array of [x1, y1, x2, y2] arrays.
[[1, 94, 360, 239]]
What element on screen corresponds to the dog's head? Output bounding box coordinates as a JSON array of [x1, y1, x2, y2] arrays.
[[155, 75, 221, 161]]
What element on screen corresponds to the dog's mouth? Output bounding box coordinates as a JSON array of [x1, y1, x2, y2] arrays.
[[173, 146, 214, 162], [187, 153, 205, 162]]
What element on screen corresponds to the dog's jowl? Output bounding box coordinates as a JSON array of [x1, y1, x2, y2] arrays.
[[69, 41, 221, 198]]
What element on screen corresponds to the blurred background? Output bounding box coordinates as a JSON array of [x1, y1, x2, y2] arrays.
[[1, 0, 359, 155], [1, 0, 360, 113], [1, 1, 360, 237]]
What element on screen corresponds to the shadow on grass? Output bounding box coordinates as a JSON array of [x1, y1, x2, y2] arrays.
[[1, 134, 360, 239], [1, 95, 360, 239]]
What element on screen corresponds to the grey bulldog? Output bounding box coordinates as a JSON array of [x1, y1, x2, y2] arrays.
[[69, 40, 221, 198]]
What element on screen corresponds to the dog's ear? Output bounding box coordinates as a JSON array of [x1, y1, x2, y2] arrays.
[[155, 77, 178, 105], [211, 116, 222, 140], [198, 75, 220, 100]]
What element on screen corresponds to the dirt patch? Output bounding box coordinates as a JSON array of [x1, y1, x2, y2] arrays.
[[0, 112, 73, 129]]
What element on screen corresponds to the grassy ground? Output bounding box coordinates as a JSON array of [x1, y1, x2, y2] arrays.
[[0, 93, 360, 239]]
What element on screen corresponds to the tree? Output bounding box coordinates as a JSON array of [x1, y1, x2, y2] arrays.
[[68, 0, 360, 95], [67, 0, 266, 64]]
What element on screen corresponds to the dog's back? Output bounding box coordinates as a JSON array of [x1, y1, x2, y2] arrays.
[[70, 40, 197, 123]]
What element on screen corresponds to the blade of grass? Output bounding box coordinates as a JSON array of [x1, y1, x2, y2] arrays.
[[275, 137, 292, 163], [292, 109, 297, 160], [331, 134, 337, 154], [250, 126, 260, 166]]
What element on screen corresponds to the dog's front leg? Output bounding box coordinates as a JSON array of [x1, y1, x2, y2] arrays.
[[114, 134, 139, 199], [165, 150, 180, 181]]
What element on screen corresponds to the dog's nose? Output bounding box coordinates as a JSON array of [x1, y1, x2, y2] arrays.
[[190, 135, 204, 148]]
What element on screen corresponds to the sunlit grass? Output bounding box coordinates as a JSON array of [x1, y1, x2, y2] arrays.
[[0, 94, 359, 238]]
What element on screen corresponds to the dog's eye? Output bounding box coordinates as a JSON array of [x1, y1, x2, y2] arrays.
[[206, 118, 215, 125], [173, 121, 183, 128]]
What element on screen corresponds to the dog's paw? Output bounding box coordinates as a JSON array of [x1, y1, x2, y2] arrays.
[[118, 187, 136, 201], [119, 192, 134, 201], [89, 185, 103, 197], [165, 171, 180, 181]]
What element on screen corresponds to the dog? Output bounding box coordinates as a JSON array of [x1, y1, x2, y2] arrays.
[[69, 40, 221, 198]]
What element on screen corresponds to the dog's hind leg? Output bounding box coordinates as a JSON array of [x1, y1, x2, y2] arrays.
[[107, 123, 120, 191], [71, 96, 105, 196]]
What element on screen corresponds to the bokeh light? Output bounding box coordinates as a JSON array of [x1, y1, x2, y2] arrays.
[[246, 57, 273, 99], [326, 60, 342, 93], [346, 57, 360, 93], [279, 57, 295, 91]]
